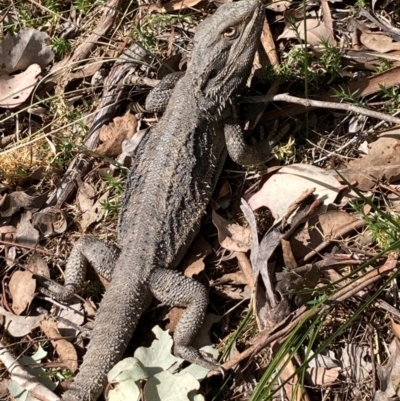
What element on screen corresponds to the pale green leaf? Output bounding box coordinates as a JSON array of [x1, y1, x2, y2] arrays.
[[8, 345, 56, 400], [108, 357, 148, 383], [134, 326, 183, 376], [144, 371, 200, 401], [107, 380, 140, 401]]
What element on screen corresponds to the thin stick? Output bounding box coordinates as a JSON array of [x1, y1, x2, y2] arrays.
[[0, 240, 54, 256], [241, 93, 400, 126]]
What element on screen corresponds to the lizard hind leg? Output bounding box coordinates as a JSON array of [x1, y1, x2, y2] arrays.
[[149, 267, 221, 371], [37, 235, 120, 302]]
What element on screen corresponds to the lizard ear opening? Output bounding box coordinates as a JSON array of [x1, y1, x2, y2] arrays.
[[223, 26, 238, 39]]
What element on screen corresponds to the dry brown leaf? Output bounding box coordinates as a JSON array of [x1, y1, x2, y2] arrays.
[[165, 307, 184, 333], [278, 19, 336, 46], [0, 305, 44, 337], [0, 64, 41, 108], [361, 32, 400, 53], [9, 270, 36, 315], [344, 133, 400, 190], [0, 225, 16, 249], [148, 0, 203, 13], [27, 253, 50, 277], [0, 225, 17, 235], [266, 0, 290, 12], [77, 182, 95, 213], [290, 210, 359, 260], [80, 191, 109, 231], [32, 207, 68, 237], [57, 303, 85, 339], [182, 234, 212, 278], [306, 367, 339, 386], [0, 379, 9, 398], [212, 209, 251, 252], [0, 191, 47, 218], [0, 28, 54, 74], [214, 285, 252, 300], [377, 339, 400, 398], [216, 271, 248, 286], [249, 164, 342, 222], [391, 318, 400, 340], [95, 113, 137, 157], [16, 211, 39, 247], [40, 320, 78, 373], [341, 343, 372, 390]]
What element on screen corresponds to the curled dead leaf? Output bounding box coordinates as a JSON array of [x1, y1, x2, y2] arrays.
[[344, 133, 400, 191], [182, 234, 212, 278], [77, 182, 96, 213], [377, 339, 400, 398], [290, 210, 359, 260], [16, 211, 40, 247], [249, 164, 342, 222], [27, 253, 50, 278], [40, 320, 78, 373], [95, 113, 137, 157], [32, 207, 68, 237], [0, 64, 41, 108], [9, 270, 36, 315], [306, 367, 339, 386], [0, 28, 54, 74], [361, 32, 400, 53], [278, 19, 336, 46], [0, 306, 44, 337], [212, 210, 251, 252]]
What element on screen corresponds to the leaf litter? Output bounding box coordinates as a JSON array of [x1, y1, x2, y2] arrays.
[[2, 0, 400, 400]]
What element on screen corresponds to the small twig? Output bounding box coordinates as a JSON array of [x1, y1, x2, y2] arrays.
[[234, 251, 255, 290], [37, 307, 91, 337], [375, 299, 400, 320], [37, 296, 89, 320], [26, 0, 77, 26], [368, 324, 376, 394], [241, 93, 400, 126], [0, 240, 55, 256], [301, 219, 366, 263], [281, 188, 315, 229]]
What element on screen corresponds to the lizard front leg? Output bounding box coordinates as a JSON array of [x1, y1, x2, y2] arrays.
[[37, 236, 120, 301], [149, 267, 220, 371], [145, 71, 185, 113], [224, 122, 288, 166]]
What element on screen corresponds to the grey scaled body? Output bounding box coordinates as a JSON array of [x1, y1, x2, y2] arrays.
[[38, 1, 276, 399]]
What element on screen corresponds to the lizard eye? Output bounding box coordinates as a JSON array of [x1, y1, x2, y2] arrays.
[[223, 26, 237, 38]]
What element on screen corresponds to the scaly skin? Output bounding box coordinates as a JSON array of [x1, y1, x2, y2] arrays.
[[41, 2, 265, 399]]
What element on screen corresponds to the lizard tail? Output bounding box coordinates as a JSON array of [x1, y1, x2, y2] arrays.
[[61, 274, 153, 401]]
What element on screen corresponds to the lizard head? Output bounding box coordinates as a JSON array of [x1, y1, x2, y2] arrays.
[[189, 0, 264, 116]]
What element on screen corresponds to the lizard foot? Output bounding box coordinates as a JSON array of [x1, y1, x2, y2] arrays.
[[174, 344, 224, 375]]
